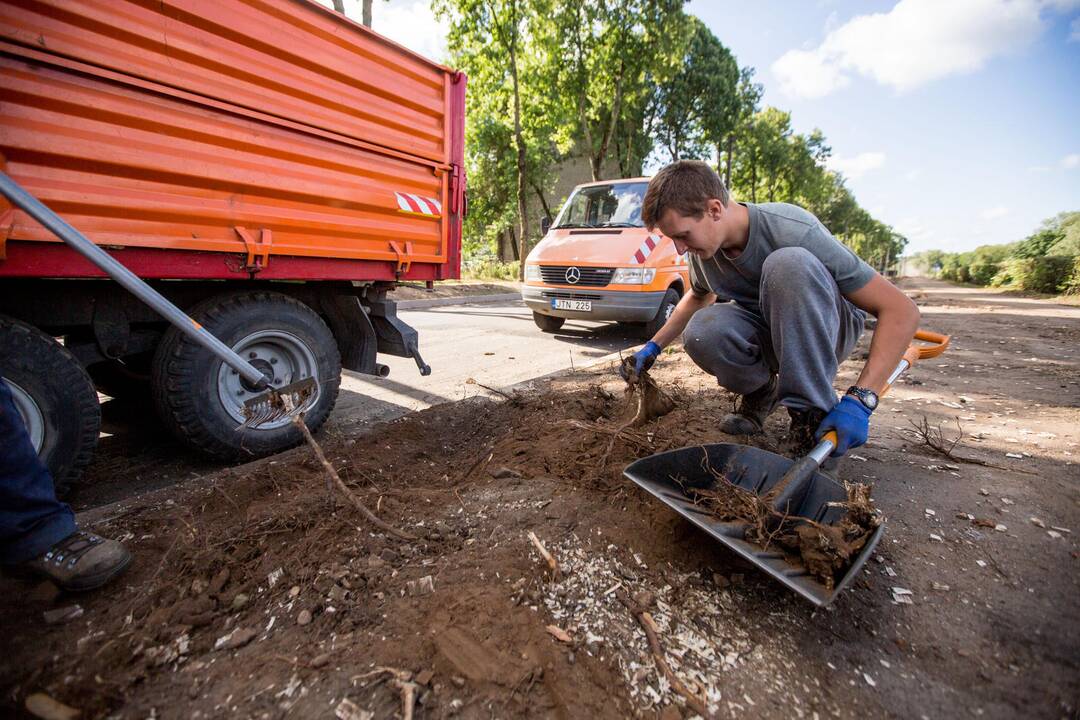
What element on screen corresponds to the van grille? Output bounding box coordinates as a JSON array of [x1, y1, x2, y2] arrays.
[[539, 266, 613, 287]]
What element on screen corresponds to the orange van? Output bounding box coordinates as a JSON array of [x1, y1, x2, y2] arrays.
[[523, 178, 690, 338]]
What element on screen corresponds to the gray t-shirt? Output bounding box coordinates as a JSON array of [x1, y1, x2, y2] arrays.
[[688, 202, 875, 313]]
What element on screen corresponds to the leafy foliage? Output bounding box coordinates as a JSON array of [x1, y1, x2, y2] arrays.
[[439, 1, 908, 269]]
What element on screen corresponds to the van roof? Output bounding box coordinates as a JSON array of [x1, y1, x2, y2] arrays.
[[576, 176, 651, 189]]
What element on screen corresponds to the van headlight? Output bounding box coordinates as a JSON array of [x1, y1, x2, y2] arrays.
[[525, 264, 542, 281], [611, 267, 656, 284]]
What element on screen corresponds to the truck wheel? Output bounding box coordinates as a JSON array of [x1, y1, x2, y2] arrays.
[[151, 292, 341, 461], [533, 311, 565, 333], [0, 315, 101, 493], [642, 288, 680, 340]]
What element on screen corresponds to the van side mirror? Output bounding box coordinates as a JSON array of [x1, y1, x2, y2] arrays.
[[540, 216, 551, 235]]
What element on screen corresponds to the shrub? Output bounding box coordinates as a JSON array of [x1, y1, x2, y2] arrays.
[[991, 256, 1073, 294], [1064, 257, 1080, 295], [968, 261, 1000, 286]]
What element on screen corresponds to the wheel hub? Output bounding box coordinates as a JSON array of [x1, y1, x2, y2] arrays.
[[216, 330, 319, 430]]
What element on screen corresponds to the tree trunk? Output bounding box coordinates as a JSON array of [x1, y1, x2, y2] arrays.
[[593, 71, 625, 181], [508, 35, 530, 279], [529, 178, 552, 221], [362, 0, 372, 26], [332, 0, 345, 12], [507, 226, 520, 261]]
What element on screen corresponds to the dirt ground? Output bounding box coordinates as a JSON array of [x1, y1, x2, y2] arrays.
[[2, 277, 1077, 719]]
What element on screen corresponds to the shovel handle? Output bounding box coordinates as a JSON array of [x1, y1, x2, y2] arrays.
[[807, 328, 950, 465]]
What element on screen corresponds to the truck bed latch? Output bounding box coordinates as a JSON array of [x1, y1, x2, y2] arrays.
[[388, 240, 413, 277], [235, 226, 272, 273]]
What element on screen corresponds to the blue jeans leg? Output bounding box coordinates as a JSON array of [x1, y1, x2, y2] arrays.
[[0, 378, 77, 564]]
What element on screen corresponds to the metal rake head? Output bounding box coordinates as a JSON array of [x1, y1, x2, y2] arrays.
[[241, 377, 318, 428]]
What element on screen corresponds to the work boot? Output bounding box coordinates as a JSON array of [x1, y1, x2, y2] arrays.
[[19, 531, 132, 592], [787, 407, 841, 478], [719, 375, 778, 435]]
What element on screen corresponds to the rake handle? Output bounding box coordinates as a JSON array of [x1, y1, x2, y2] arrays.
[[0, 171, 270, 387]]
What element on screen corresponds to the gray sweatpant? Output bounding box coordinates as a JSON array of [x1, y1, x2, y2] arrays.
[[682, 247, 866, 413]]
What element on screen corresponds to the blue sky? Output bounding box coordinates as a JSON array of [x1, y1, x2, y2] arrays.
[[323, 0, 1079, 255]]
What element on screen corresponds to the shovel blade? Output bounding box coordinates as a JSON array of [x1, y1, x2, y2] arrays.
[[241, 377, 318, 428], [624, 444, 884, 607]]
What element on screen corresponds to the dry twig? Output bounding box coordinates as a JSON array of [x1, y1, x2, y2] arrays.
[[616, 589, 714, 720], [906, 414, 1039, 475], [527, 531, 559, 577], [292, 415, 417, 542], [908, 415, 964, 458]]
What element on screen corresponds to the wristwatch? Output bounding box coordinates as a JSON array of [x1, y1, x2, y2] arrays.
[[845, 385, 879, 411]]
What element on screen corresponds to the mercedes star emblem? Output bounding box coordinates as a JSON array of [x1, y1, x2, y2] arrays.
[[565, 266, 581, 284]]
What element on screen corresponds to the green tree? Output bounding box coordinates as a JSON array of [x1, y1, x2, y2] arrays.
[[649, 16, 738, 163], [545, 0, 684, 181], [437, 0, 565, 276], [721, 66, 762, 187]]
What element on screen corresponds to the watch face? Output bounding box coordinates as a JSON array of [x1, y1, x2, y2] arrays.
[[849, 387, 878, 409]]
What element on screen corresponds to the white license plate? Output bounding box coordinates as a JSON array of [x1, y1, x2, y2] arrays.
[[552, 298, 591, 312]]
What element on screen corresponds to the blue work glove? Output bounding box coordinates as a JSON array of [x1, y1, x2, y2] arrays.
[[621, 341, 661, 380], [815, 395, 872, 458]]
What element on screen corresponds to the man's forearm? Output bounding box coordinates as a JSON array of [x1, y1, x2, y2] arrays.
[[651, 291, 715, 347], [854, 307, 920, 394]]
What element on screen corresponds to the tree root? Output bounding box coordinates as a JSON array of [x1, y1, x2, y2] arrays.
[[292, 415, 418, 542]]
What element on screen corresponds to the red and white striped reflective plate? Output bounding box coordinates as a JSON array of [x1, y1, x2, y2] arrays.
[[395, 192, 443, 216], [631, 233, 663, 264]]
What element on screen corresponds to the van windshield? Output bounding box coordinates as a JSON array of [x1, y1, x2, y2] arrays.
[[554, 182, 648, 228]]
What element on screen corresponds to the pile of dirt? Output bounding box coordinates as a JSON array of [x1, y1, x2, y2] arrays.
[[3, 366, 766, 719]]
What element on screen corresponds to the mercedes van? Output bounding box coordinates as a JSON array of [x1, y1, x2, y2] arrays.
[[522, 178, 689, 338]]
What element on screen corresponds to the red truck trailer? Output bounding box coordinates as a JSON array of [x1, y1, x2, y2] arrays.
[[0, 0, 466, 488]]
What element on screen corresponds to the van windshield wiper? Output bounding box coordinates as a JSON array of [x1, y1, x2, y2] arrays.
[[598, 222, 639, 228], [553, 222, 596, 228]]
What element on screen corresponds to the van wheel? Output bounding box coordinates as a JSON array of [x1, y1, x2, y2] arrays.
[[151, 292, 341, 461], [642, 288, 680, 340], [533, 312, 565, 333], [0, 315, 101, 494]]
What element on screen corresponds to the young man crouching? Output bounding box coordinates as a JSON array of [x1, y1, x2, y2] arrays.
[[626, 160, 919, 461]]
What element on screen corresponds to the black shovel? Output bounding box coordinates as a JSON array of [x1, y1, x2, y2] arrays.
[[624, 329, 949, 606]]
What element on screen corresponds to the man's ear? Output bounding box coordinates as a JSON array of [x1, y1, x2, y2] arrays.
[[708, 198, 725, 221]]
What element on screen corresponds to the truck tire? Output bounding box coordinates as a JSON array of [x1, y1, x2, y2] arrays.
[[533, 311, 565, 333], [151, 292, 341, 461], [642, 288, 680, 340], [0, 315, 101, 493]]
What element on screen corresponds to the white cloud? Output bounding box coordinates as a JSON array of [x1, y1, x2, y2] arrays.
[[1062, 153, 1080, 169], [827, 151, 886, 179], [981, 206, 1010, 220], [772, 0, 1063, 98], [904, 168, 922, 181], [316, 0, 448, 63], [1071, 17, 1080, 41]]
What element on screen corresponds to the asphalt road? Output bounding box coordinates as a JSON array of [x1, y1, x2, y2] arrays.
[[335, 298, 642, 427], [72, 298, 645, 511]]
